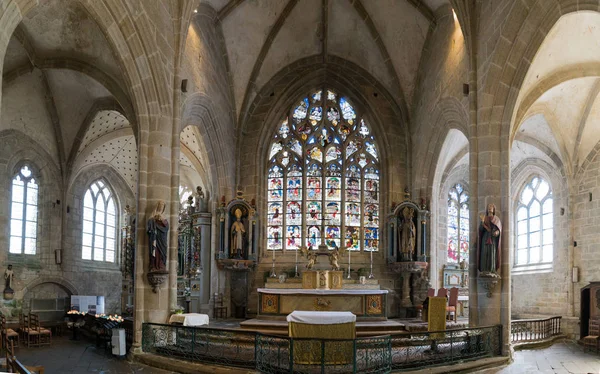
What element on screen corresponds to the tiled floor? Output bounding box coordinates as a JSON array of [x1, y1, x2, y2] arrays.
[[9, 335, 175, 374], [476, 341, 600, 374]]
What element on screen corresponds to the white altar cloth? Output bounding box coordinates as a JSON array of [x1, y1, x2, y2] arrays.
[[258, 288, 388, 295], [169, 313, 209, 326], [287, 311, 356, 325]]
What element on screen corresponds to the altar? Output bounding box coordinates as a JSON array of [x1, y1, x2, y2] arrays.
[[257, 288, 388, 320]]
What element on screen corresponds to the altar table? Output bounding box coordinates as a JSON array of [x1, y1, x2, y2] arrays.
[[168, 313, 209, 327], [258, 288, 388, 320], [287, 311, 356, 364]]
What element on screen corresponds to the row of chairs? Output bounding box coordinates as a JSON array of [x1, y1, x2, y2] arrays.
[[422, 287, 460, 321], [18, 314, 52, 348], [3, 335, 44, 373]]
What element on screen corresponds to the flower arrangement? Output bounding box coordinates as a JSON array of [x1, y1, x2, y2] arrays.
[[183, 287, 191, 299], [67, 310, 86, 315], [107, 314, 124, 323], [172, 306, 185, 314]]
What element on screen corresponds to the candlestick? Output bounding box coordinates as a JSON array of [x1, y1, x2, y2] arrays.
[[346, 247, 352, 279], [269, 249, 277, 278], [294, 247, 300, 277], [368, 249, 375, 279]]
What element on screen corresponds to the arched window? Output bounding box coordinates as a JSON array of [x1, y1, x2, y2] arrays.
[[447, 184, 469, 263], [82, 180, 117, 262], [515, 176, 552, 270], [10, 165, 38, 254], [267, 89, 380, 251]]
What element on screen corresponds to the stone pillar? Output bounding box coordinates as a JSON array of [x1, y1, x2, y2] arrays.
[[197, 212, 212, 305]]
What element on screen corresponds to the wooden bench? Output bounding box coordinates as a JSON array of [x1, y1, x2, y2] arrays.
[[4, 336, 45, 374]]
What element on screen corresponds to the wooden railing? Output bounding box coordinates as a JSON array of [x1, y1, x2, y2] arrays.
[[511, 316, 562, 343]]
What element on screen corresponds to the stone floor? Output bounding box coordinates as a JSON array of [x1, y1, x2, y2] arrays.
[[475, 341, 600, 374], [7, 335, 175, 374]]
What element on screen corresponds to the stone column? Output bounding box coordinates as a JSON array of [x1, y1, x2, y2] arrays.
[[197, 212, 212, 306]]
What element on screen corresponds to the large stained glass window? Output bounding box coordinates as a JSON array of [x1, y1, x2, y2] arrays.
[[10, 165, 38, 254], [515, 177, 552, 270], [447, 184, 469, 263], [82, 180, 117, 262], [267, 89, 380, 251]]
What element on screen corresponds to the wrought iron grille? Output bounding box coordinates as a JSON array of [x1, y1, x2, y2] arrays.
[[511, 316, 561, 343], [390, 325, 502, 370], [142, 323, 256, 368], [142, 323, 501, 373]]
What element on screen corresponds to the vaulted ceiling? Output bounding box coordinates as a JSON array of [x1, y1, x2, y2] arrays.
[[202, 0, 447, 118]]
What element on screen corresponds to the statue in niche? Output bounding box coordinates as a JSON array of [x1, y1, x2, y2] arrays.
[[4, 264, 14, 291], [231, 208, 246, 258], [399, 207, 416, 261], [478, 203, 502, 274], [195, 186, 207, 212], [147, 200, 169, 272]]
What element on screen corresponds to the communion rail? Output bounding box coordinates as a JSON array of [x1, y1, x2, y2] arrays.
[[511, 316, 562, 343], [142, 323, 502, 373]]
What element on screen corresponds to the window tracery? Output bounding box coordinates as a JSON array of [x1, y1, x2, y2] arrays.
[[267, 89, 380, 251], [9, 165, 38, 255], [82, 179, 117, 262], [447, 183, 469, 263]]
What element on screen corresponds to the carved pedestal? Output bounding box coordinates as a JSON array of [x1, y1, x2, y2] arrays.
[[147, 270, 169, 293], [389, 262, 428, 318], [302, 270, 344, 290]]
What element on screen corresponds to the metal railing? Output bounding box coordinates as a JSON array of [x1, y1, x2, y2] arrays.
[[142, 323, 503, 373], [142, 323, 257, 369], [511, 316, 562, 343], [390, 325, 502, 370]]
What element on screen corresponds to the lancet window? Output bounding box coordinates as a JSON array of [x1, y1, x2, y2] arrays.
[[267, 89, 380, 251], [515, 176, 552, 270], [9, 165, 39, 255], [82, 179, 117, 262], [447, 184, 469, 263]]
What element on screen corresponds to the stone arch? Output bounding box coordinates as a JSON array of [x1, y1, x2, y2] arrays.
[[415, 96, 470, 198], [240, 55, 409, 198], [21, 277, 79, 299], [181, 92, 234, 197]]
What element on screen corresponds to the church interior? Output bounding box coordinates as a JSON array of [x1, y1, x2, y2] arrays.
[[2, 0, 600, 373]]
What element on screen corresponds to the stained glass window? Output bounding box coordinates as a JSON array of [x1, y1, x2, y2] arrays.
[[447, 184, 469, 263], [82, 179, 117, 262], [267, 89, 380, 251], [515, 177, 552, 269], [10, 165, 38, 254]]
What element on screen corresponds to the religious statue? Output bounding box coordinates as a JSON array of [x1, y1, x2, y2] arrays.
[[304, 249, 318, 270], [195, 186, 206, 212], [147, 200, 169, 272], [4, 264, 14, 291], [328, 245, 345, 271], [478, 203, 502, 274], [231, 208, 246, 258], [399, 207, 416, 260]]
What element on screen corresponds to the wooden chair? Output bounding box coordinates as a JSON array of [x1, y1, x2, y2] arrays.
[[213, 293, 227, 319], [1, 315, 19, 349], [28, 314, 51, 347], [18, 314, 37, 348], [583, 318, 600, 354], [446, 287, 459, 322], [437, 288, 448, 298], [5, 336, 45, 374]]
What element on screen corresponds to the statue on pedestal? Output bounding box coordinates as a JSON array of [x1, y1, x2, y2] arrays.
[[147, 200, 169, 272], [399, 207, 416, 261], [231, 208, 246, 258], [478, 203, 502, 274]]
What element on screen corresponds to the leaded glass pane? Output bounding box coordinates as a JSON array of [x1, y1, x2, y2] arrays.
[[530, 200, 540, 218], [268, 202, 283, 225], [306, 201, 321, 225], [20, 165, 32, 178], [346, 203, 360, 226], [267, 226, 283, 250], [307, 177, 322, 200], [325, 146, 341, 162], [530, 246, 540, 263], [286, 225, 301, 250], [24, 238, 36, 255], [106, 250, 115, 263], [10, 219, 22, 237], [365, 228, 378, 251], [306, 225, 320, 248], [517, 249, 527, 265], [542, 245, 552, 263], [9, 237, 22, 254], [325, 226, 340, 249], [364, 204, 378, 227], [287, 201, 301, 225], [345, 226, 360, 251], [536, 180, 549, 199], [325, 177, 341, 201], [106, 226, 116, 240], [293, 98, 309, 122], [325, 202, 341, 225], [12, 178, 24, 203], [25, 221, 36, 238], [82, 246, 92, 260], [287, 175, 302, 201], [521, 186, 533, 205], [270, 141, 283, 159], [542, 198, 552, 214], [268, 177, 284, 201], [11, 202, 23, 220]]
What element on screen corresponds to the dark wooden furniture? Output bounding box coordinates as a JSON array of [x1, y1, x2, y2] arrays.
[[1, 315, 19, 349], [29, 314, 52, 347]]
